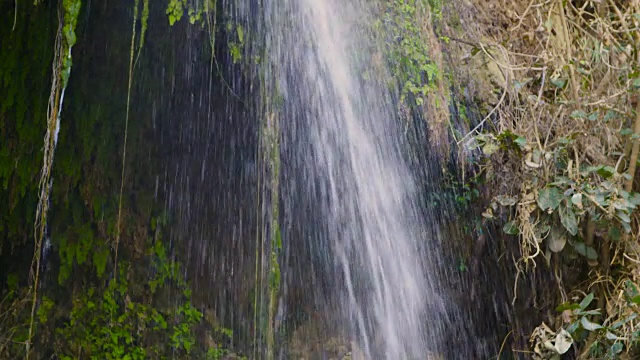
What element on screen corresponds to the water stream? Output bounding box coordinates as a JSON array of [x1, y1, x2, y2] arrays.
[[261, 0, 443, 357]]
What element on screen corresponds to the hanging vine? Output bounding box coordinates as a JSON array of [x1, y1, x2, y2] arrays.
[[114, 0, 149, 272], [27, 0, 81, 357]]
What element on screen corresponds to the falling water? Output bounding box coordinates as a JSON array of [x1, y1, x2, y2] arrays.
[[260, 0, 443, 358]]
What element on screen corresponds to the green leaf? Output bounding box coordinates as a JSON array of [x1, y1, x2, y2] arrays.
[[580, 316, 603, 331], [237, 25, 245, 44], [604, 110, 617, 121], [607, 342, 624, 357], [566, 321, 580, 334], [587, 112, 598, 121], [579, 293, 594, 310], [573, 242, 598, 260], [556, 302, 581, 312], [503, 221, 519, 235], [514, 137, 527, 148], [609, 226, 621, 242], [596, 166, 616, 178], [633, 78, 640, 89], [626, 280, 640, 298], [611, 313, 637, 329], [577, 310, 601, 316], [93, 248, 108, 278], [620, 128, 634, 136], [617, 210, 631, 224], [550, 78, 567, 88], [559, 204, 578, 235], [482, 141, 499, 155], [570, 110, 587, 119], [538, 187, 563, 211]]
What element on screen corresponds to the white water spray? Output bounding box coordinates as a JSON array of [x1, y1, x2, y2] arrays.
[[262, 0, 442, 357]]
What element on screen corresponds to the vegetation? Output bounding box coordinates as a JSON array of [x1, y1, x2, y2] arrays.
[[376, 0, 440, 106], [0, 0, 244, 358], [54, 242, 204, 359], [437, 0, 640, 357], [4, 0, 640, 358]]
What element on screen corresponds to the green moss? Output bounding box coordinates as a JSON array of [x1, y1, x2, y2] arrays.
[[376, 0, 439, 106], [0, 1, 56, 247]]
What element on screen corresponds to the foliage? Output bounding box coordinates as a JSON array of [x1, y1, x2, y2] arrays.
[[477, 131, 639, 261], [461, 0, 640, 357], [227, 22, 245, 65], [376, 0, 439, 106], [206, 330, 247, 360], [166, 0, 213, 25], [58, 224, 111, 284], [2, 1, 245, 358], [164, 0, 253, 69], [426, 0, 442, 21], [60, 0, 81, 87], [55, 242, 202, 359]]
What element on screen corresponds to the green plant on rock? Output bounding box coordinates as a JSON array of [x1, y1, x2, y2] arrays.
[[426, 0, 442, 20], [375, 0, 439, 106], [166, 0, 214, 25], [60, 0, 81, 87], [55, 242, 203, 359], [478, 131, 639, 265], [227, 22, 245, 65], [57, 224, 111, 284], [532, 285, 640, 359]]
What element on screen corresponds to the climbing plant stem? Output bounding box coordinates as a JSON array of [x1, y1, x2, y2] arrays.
[[115, 0, 139, 271], [28, 0, 81, 355]]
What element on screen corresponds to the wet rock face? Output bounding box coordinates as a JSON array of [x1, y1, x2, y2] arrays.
[[285, 317, 448, 360], [285, 315, 355, 360]]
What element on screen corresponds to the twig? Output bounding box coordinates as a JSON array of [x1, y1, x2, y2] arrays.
[[608, 0, 635, 45], [625, 75, 640, 193], [456, 44, 511, 144], [557, 0, 580, 108], [510, 0, 536, 32], [536, 66, 547, 106], [443, 34, 476, 47], [496, 330, 513, 359], [456, 87, 507, 145], [115, 0, 139, 273], [12, 0, 17, 32]]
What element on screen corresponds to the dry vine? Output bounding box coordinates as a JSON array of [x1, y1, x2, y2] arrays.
[[27, 5, 65, 357]]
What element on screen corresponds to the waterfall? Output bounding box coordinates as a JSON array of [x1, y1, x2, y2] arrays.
[[259, 0, 445, 357]]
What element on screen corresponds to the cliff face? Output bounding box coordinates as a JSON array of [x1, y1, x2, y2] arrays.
[[3, 0, 640, 358], [0, 1, 256, 357]]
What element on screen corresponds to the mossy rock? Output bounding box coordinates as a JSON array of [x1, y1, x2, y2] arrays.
[[287, 318, 365, 360]]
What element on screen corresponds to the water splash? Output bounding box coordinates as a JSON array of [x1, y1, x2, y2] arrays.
[[261, 0, 443, 357]]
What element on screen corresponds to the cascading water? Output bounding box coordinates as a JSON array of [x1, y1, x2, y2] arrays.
[[260, 0, 445, 357]]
